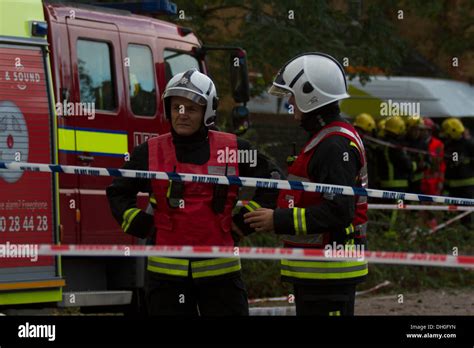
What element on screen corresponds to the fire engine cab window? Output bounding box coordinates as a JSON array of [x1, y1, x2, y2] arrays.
[[128, 44, 156, 116], [77, 40, 116, 111], [164, 50, 200, 82]]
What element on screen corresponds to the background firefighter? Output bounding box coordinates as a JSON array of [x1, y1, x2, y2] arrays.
[[440, 117, 474, 227]]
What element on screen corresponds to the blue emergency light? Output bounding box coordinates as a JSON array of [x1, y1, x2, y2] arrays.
[[94, 0, 177, 15], [30, 21, 48, 37]]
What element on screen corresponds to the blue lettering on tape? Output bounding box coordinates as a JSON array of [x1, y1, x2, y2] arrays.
[[107, 168, 122, 177], [382, 192, 406, 200], [256, 181, 277, 189], [74, 169, 100, 176], [136, 172, 156, 179], [20, 166, 40, 172], [353, 187, 368, 196], [167, 172, 182, 182], [417, 195, 434, 202], [49, 165, 64, 173], [288, 180, 304, 191], [227, 176, 242, 186]]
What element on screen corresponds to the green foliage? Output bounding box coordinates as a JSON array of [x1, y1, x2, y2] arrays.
[[402, 0, 474, 56], [171, 0, 409, 97], [365, 209, 474, 292], [239, 232, 292, 298]]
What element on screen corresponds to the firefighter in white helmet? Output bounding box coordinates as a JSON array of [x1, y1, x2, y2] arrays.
[[107, 69, 282, 316], [244, 53, 369, 316]]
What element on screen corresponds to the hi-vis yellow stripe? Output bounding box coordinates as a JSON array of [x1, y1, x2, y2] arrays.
[[58, 128, 128, 155]]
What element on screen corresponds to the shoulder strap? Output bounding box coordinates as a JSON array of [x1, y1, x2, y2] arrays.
[[304, 122, 366, 164]]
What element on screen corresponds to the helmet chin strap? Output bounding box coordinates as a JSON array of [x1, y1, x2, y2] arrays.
[[300, 114, 326, 133], [300, 102, 340, 133]]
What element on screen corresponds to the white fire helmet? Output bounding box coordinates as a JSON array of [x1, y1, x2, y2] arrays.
[[268, 52, 349, 113], [163, 69, 218, 127]]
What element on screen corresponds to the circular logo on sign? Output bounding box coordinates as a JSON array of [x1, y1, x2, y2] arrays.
[[0, 101, 29, 183]]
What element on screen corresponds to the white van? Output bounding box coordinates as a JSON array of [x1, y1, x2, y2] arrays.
[[340, 76, 474, 120], [247, 76, 474, 120]]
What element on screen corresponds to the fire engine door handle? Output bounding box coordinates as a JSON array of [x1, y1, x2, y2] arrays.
[[77, 155, 95, 163], [61, 88, 70, 103]]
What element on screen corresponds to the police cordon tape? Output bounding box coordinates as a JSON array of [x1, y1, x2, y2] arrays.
[[429, 211, 472, 234], [23, 244, 474, 269], [1, 161, 474, 205], [238, 201, 474, 211], [364, 135, 438, 157], [367, 204, 474, 211]]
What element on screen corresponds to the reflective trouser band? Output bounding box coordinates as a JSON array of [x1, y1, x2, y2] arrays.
[[380, 180, 408, 188], [147, 256, 189, 277], [329, 310, 341, 316], [446, 177, 474, 188], [191, 257, 241, 279], [244, 200, 261, 212], [121, 208, 141, 233], [281, 260, 368, 280], [293, 208, 307, 236]]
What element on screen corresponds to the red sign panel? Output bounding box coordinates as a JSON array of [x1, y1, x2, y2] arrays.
[[0, 45, 55, 268]]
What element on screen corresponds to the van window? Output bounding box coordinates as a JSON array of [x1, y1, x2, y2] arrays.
[[164, 49, 200, 82], [128, 44, 157, 117], [77, 40, 116, 111]]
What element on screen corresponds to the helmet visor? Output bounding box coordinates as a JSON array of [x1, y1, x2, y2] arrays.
[[268, 84, 292, 97], [163, 88, 207, 106]]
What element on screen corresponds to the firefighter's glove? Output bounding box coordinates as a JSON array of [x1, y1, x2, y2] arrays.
[[122, 208, 154, 239], [232, 200, 262, 237]]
